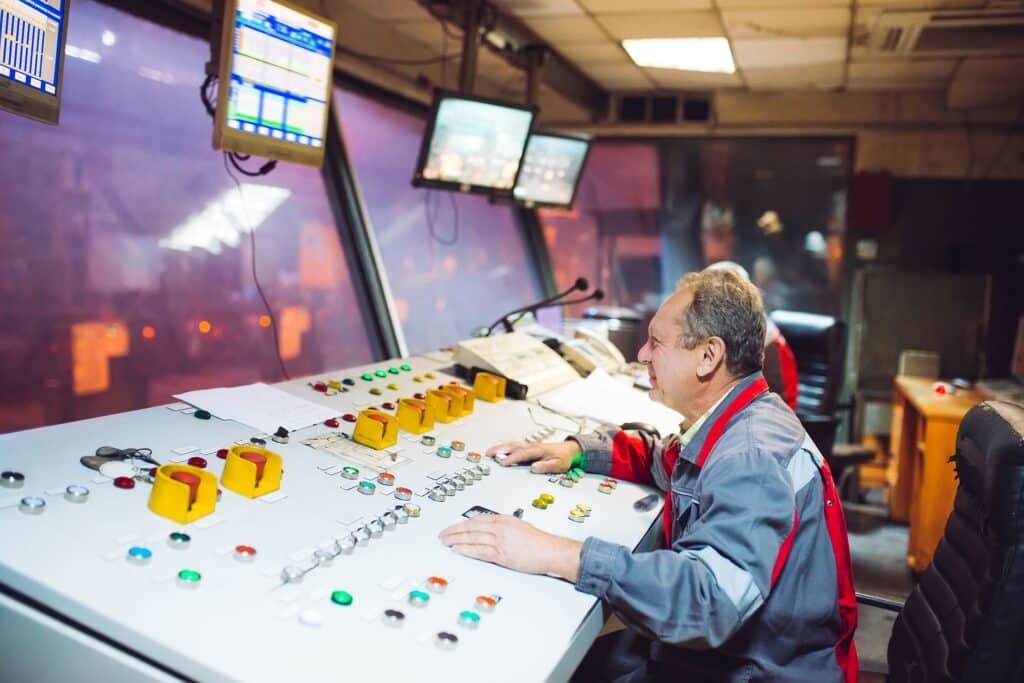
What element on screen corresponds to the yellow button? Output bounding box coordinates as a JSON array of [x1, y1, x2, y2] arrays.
[[387, 383, 400, 391], [369, 388, 383, 396], [425, 372, 436, 379], [539, 493, 555, 504], [531, 498, 548, 510]]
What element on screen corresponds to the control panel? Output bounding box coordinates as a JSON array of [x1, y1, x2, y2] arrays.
[[0, 351, 660, 682]]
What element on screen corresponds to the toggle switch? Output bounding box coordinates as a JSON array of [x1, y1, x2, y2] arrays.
[[352, 409, 398, 450], [396, 398, 435, 435], [149, 465, 218, 523], [220, 446, 283, 499], [440, 385, 475, 417], [426, 390, 457, 424], [473, 372, 506, 403]]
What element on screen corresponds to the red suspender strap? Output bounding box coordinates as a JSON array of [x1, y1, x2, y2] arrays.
[[818, 458, 860, 682], [662, 377, 770, 544]]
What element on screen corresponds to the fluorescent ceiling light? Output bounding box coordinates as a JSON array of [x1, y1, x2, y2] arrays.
[[622, 37, 735, 74]]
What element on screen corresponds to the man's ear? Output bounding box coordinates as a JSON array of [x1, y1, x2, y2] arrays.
[[697, 336, 726, 378]]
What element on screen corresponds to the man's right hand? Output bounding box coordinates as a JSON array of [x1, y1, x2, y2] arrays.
[[485, 440, 581, 474]]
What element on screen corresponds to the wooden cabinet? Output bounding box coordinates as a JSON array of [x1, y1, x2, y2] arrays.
[[887, 377, 983, 572]]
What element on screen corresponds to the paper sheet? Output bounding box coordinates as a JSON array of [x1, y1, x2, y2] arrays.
[[174, 383, 338, 434], [538, 369, 684, 437]]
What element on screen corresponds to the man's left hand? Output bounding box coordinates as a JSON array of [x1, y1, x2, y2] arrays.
[[439, 515, 583, 582]]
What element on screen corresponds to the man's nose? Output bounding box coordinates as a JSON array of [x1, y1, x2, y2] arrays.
[[637, 340, 652, 364]]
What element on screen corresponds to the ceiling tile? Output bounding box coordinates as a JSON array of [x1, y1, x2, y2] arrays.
[[645, 68, 743, 89], [733, 37, 848, 70], [847, 59, 956, 90], [493, 0, 584, 17], [389, 19, 462, 52], [332, 0, 433, 22], [578, 62, 655, 89], [857, 0, 981, 8], [723, 8, 851, 38], [555, 42, 632, 65], [716, 0, 848, 6], [595, 11, 723, 40], [522, 16, 609, 43], [744, 61, 845, 90], [578, 0, 711, 11]]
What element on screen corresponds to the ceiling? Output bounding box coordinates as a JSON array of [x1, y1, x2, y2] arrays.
[[173, 0, 1024, 121]]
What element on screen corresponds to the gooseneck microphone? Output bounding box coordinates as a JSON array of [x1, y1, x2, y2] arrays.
[[486, 277, 591, 335]]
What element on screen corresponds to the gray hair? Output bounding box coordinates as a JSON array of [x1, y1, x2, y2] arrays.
[[675, 268, 765, 377]]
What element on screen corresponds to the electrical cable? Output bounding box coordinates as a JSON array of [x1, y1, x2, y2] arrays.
[[222, 152, 291, 381], [335, 43, 459, 66]]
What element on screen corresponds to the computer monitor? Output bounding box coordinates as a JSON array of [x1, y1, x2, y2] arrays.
[[412, 91, 536, 196], [0, 0, 70, 125], [213, 0, 336, 167], [512, 133, 591, 209]]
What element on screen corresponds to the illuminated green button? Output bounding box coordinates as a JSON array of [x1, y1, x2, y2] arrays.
[[331, 590, 354, 606], [388, 367, 399, 375], [361, 373, 373, 381], [358, 481, 376, 495], [341, 466, 360, 479], [436, 446, 452, 458], [409, 590, 430, 606], [374, 369, 388, 378], [176, 569, 201, 588], [458, 610, 481, 628], [400, 364, 412, 372]]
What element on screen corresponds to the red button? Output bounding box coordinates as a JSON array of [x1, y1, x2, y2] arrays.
[[216, 448, 229, 460], [414, 393, 426, 400], [114, 476, 135, 489], [381, 402, 396, 410], [235, 544, 257, 556], [427, 576, 448, 590], [325, 418, 340, 428], [187, 456, 207, 469], [313, 382, 328, 393], [342, 413, 356, 423]]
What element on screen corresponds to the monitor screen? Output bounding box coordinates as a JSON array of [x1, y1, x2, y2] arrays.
[[214, 0, 335, 167], [0, 0, 69, 125], [512, 133, 590, 208], [412, 91, 536, 195]]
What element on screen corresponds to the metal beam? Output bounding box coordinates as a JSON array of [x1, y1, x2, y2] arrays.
[[457, 0, 482, 94]]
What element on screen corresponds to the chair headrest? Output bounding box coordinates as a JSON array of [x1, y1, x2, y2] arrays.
[[954, 401, 1024, 524]]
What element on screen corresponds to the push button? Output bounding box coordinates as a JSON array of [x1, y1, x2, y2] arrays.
[[435, 631, 458, 649], [383, 608, 405, 626], [64, 485, 89, 503], [234, 545, 257, 562], [458, 610, 480, 629], [331, 590, 353, 606], [126, 546, 152, 565], [176, 569, 201, 589], [408, 590, 430, 607], [1, 471, 25, 488]]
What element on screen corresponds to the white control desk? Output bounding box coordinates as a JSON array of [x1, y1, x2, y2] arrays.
[[0, 352, 661, 682]]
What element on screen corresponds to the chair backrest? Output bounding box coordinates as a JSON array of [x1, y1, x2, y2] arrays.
[[768, 310, 847, 417], [887, 400, 1024, 683]]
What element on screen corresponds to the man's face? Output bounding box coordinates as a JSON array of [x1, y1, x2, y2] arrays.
[[636, 290, 705, 417]]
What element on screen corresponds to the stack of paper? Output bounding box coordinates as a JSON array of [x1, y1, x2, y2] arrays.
[[174, 383, 339, 434]]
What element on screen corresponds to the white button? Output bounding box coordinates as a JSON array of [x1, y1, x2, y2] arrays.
[[299, 610, 323, 627]]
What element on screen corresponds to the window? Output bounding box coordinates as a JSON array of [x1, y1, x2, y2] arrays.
[[0, 0, 375, 434], [335, 88, 543, 354], [540, 142, 663, 319]]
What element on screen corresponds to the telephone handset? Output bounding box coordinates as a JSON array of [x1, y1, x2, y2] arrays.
[[560, 327, 628, 376]]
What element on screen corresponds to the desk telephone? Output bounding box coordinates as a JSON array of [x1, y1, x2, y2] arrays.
[[560, 327, 628, 375]]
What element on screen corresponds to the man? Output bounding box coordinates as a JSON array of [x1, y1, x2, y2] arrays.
[[440, 268, 857, 682], [706, 260, 799, 411]]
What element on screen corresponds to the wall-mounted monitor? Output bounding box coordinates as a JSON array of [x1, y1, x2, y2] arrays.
[[412, 90, 536, 195], [511, 133, 591, 209], [0, 0, 70, 125], [213, 0, 336, 167]]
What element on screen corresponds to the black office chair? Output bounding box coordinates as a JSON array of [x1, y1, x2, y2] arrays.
[[768, 310, 874, 496], [856, 400, 1024, 682]]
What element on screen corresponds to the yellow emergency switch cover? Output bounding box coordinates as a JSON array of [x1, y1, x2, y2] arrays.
[[353, 409, 398, 449], [221, 445, 283, 499], [396, 397, 435, 434], [426, 389, 457, 424], [148, 464, 218, 524], [473, 372, 506, 403], [441, 384, 475, 416]]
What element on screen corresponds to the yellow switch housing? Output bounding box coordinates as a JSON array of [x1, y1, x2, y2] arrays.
[[441, 384, 475, 416], [221, 445, 283, 498], [353, 409, 398, 449], [397, 397, 435, 434], [148, 464, 218, 524], [426, 389, 457, 424], [473, 372, 506, 402]]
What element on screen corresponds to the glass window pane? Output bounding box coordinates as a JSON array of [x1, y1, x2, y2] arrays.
[[335, 88, 543, 354], [0, 0, 375, 434]]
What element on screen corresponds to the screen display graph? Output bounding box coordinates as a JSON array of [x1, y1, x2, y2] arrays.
[[0, 0, 64, 96]]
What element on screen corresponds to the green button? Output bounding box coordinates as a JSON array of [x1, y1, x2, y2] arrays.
[[400, 364, 412, 372], [169, 532, 191, 543], [193, 409, 211, 420], [374, 369, 387, 378], [459, 609, 480, 623], [409, 589, 430, 605], [177, 569, 201, 583], [331, 590, 353, 606], [361, 373, 373, 381], [388, 367, 399, 375]]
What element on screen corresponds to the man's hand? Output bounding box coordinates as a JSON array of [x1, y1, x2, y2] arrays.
[[485, 439, 581, 474], [439, 514, 583, 582]]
